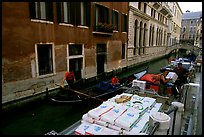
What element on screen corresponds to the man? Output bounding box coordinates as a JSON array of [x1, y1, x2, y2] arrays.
[[61, 70, 76, 89], [173, 62, 189, 96], [111, 76, 120, 86]]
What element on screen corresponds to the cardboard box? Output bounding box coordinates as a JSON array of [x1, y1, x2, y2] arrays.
[[166, 72, 178, 83], [132, 80, 146, 90]]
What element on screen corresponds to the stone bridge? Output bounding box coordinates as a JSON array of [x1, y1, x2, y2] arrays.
[[165, 44, 201, 55]]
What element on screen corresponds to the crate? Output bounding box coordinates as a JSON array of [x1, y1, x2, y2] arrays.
[[132, 79, 146, 90]]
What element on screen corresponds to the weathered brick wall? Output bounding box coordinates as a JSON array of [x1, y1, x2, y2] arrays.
[[55, 44, 67, 72]]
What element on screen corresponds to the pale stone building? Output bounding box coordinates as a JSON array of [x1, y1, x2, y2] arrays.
[[127, 2, 182, 65], [194, 16, 202, 48], [180, 11, 202, 46]]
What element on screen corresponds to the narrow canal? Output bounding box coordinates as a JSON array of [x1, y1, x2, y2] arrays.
[[2, 54, 180, 135]]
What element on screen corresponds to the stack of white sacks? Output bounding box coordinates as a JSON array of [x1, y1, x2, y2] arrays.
[[75, 93, 162, 135]]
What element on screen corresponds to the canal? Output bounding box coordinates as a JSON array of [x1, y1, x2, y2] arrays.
[[2, 53, 180, 135]]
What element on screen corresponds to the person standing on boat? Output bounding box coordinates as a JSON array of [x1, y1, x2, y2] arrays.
[[173, 62, 189, 96], [61, 70, 76, 89], [111, 76, 120, 86], [158, 70, 172, 96]]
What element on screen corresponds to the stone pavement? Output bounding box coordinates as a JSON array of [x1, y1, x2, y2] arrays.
[[180, 67, 202, 135]]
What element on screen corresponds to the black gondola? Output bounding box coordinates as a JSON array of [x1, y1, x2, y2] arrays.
[[49, 67, 148, 104]]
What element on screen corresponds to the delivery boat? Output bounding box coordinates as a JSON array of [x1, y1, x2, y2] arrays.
[[58, 92, 173, 135], [130, 71, 178, 96]]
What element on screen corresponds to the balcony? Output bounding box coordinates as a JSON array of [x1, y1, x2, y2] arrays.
[[159, 5, 169, 15], [152, 2, 161, 9], [92, 22, 116, 36]]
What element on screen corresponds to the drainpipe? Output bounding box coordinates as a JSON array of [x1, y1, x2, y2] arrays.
[[149, 112, 171, 135], [171, 101, 184, 135]]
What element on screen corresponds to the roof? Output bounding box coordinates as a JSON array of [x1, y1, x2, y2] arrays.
[[182, 11, 202, 20]]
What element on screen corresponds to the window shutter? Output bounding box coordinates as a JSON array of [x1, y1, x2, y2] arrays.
[[76, 2, 80, 25], [56, 2, 62, 23], [29, 2, 36, 19], [118, 13, 120, 32], [47, 2, 53, 22], [86, 2, 91, 27], [70, 2, 75, 25]]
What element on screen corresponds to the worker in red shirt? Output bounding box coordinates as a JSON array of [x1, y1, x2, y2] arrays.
[[111, 76, 120, 86], [61, 70, 76, 89]]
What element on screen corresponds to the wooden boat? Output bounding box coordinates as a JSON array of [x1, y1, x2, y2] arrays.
[[133, 72, 176, 96], [49, 67, 148, 104], [160, 57, 194, 72]]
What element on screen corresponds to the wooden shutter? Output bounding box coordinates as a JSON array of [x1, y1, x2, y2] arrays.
[[76, 2, 80, 25], [86, 2, 91, 27], [70, 2, 75, 25], [29, 2, 36, 19], [47, 2, 53, 22], [56, 2, 62, 23]]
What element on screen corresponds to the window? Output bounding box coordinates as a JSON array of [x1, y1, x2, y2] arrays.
[[191, 20, 193, 24], [69, 44, 82, 56], [144, 3, 147, 13], [57, 2, 74, 24], [122, 14, 128, 32], [134, 20, 138, 54], [37, 44, 53, 76], [57, 2, 90, 26], [149, 25, 152, 46], [122, 44, 125, 59], [95, 4, 109, 25], [138, 2, 141, 10], [76, 2, 90, 26], [112, 10, 119, 31], [190, 27, 193, 32], [183, 27, 186, 32], [29, 2, 53, 21], [151, 8, 153, 17]]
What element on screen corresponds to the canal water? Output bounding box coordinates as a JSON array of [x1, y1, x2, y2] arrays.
[[2, 54, 180, 135]]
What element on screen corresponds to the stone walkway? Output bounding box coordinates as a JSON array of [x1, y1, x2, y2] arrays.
[[180, 68, 202, 135]]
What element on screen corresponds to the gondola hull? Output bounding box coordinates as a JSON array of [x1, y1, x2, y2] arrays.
[[48, 67, 148, 104]]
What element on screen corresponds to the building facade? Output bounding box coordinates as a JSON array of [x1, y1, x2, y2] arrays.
[[2, 2, 128, 104], [194, 15, 202, 48], [127, 2, 182, 65], [180, 11, 202, 46], [2, 2, 183, 105]]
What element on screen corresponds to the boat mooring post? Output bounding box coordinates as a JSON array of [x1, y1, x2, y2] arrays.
[[171, 101, 184, 135], [45, 87, 49, 98], [149, 112, 171, 135]]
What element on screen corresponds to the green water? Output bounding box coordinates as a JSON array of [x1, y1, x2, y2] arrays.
[[2, 55, 178, 135]]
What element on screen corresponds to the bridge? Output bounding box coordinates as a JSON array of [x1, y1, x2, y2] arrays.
[[165, 44, 201, 55]]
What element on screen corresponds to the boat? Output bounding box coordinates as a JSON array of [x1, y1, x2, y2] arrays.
[[131, 71, 178, 98], [160, 57, 194, 72], [48, 67, 148, 104], [57, 88, 175, 135]]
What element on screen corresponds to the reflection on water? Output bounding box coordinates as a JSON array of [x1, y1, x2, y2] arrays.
[[2, 55, 175, 135]]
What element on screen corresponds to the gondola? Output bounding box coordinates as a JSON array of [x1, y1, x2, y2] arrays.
[[49, 67, 148, 104]]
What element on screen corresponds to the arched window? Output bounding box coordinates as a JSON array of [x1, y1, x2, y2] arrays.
[[149, 25, 152, 46], [133, 20, 138, 55], [143, 23, 146, 54], [139, 21, 143, 55], [152, 26, 154, 46]]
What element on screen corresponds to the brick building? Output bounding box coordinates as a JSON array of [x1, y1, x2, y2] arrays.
[[2, 2, 128, 104]]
